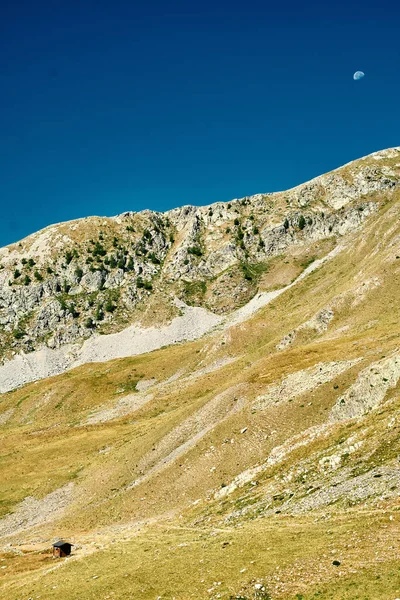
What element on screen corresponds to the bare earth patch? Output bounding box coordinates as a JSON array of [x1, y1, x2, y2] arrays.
[[0, 484, 74, 540]]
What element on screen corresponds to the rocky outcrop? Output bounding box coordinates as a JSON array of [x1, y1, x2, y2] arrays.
[[277, 308, 334, 350], [329, 350, 400, 421], [253, 360, 360, 411]]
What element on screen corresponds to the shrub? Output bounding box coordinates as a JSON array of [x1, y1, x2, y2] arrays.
[[243, 267, 253, 281], [283, 218, 289, 230], [34, 270, 43, 281], [23, 275, 31, 286], [68, 303, 79, 318], [148, 252, 160, 265], [225, 227, 231, 234], [46, 266, 53, 274], [95, 305, 104, 321], [92, 242, 107, 257], [21, 258, 27, 265], [298, 215, 306, 230], [75, 267, 83, 281], [65, 250, 74, 264], [104, 298, 116, 313], [187, 246, 203, 257], [13, 328, 26, 339], [27, 258, 35, 268], [252, 226, 259, 235], [58, 297, 67, 310], [234, 218, 240, 226], [137, 277, 152, 290], [14, 269, 21, 279], [169, 233, 175, 243], [183, 280, 206, 299]]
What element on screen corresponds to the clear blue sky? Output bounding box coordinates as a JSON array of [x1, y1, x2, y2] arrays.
[[1, 0, 399, 246]]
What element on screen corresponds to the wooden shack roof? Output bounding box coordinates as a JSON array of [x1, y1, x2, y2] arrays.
[[52, 540, 73, 548]]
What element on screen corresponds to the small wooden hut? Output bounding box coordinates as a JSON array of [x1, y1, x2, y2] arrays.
[[52, 540, 73, 558]]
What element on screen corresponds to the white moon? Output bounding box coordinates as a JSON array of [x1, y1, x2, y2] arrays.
[[353, 71, 365, 81]]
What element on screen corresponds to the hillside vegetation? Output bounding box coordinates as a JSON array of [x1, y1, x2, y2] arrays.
[[0, 147, 400, 599]]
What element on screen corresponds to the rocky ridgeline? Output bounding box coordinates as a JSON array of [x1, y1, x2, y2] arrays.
[[0, 148, 399, 362]]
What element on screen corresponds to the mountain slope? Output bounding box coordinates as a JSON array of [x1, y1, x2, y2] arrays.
[[0, 147, 400, 599]]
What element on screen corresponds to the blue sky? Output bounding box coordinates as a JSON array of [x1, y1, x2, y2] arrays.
[[1, 0, 399, 246]]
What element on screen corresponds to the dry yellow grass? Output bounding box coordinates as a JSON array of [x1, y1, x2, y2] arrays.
[[1, 509, 399, 599]]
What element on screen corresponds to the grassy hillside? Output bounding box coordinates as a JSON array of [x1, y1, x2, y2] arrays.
[[0, 150, 400, 598]]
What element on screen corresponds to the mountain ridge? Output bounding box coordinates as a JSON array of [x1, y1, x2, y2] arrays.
[[0, 147, 398, 374], [3, 145, 399, 248]]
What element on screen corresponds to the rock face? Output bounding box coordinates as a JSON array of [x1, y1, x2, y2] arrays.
[[0, 147, 399, 375], [253, 360, 360, 410], [277, 307, 335, 350], [329, 351, 400, 421]]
